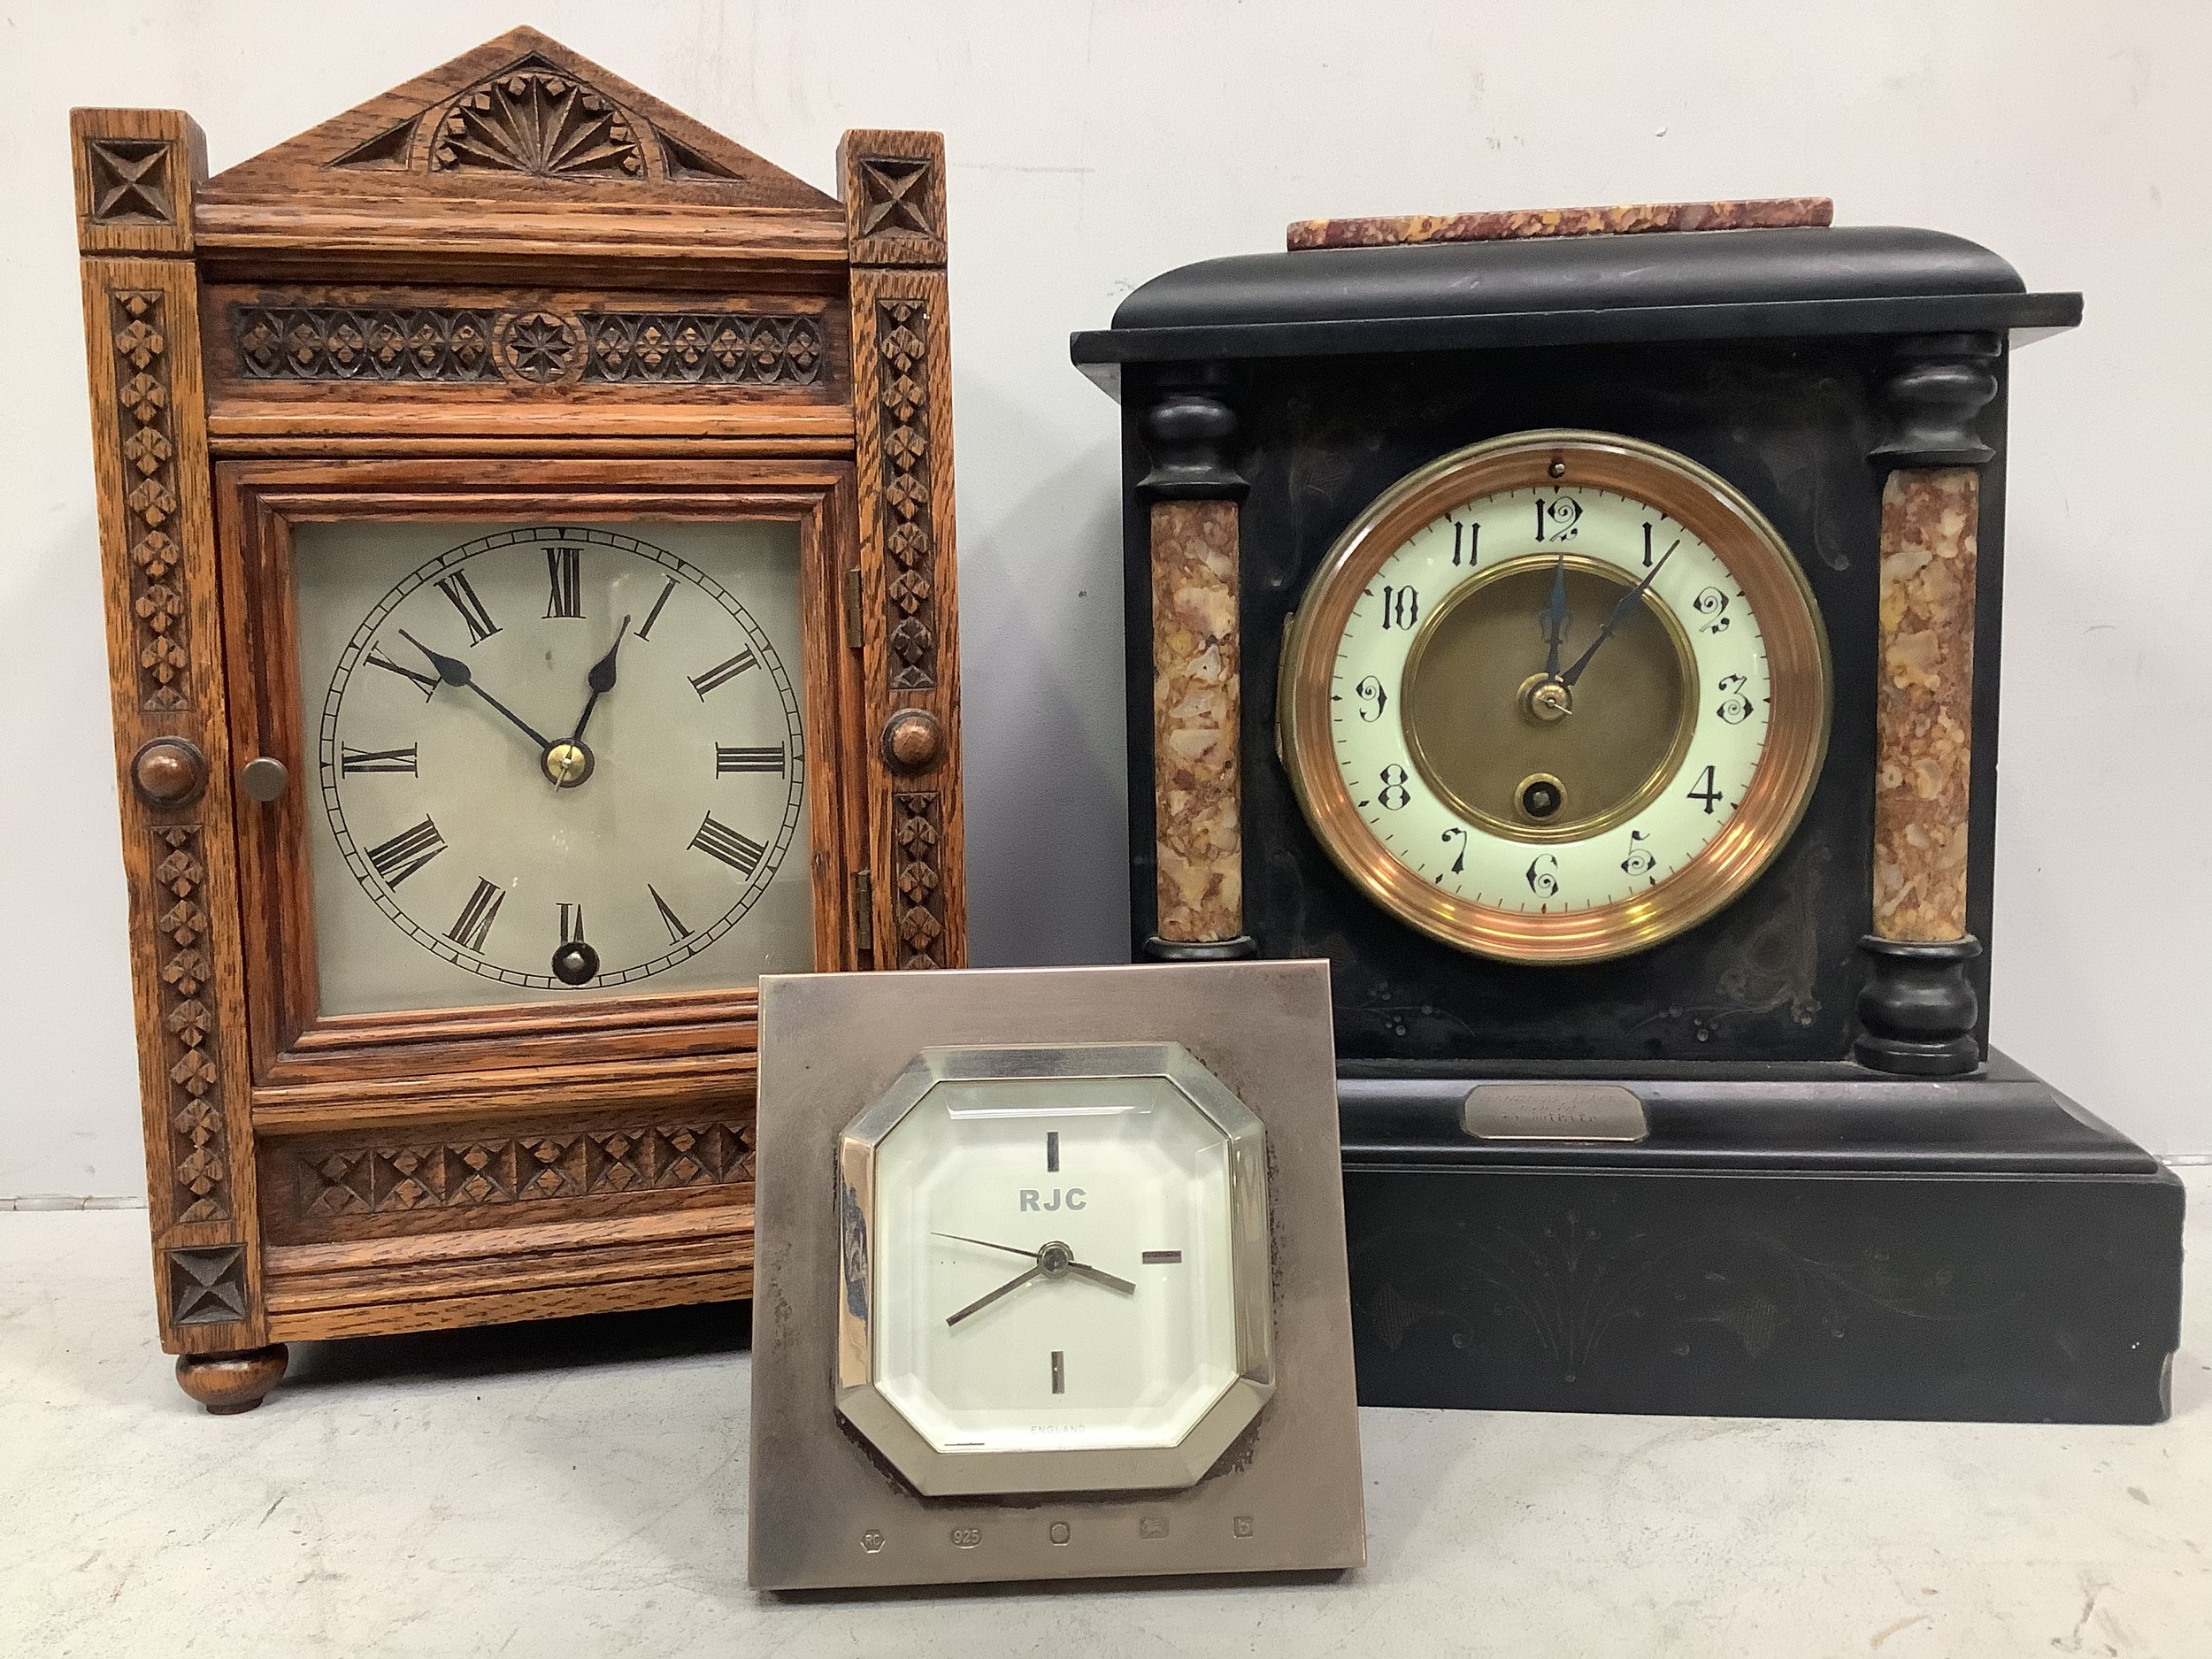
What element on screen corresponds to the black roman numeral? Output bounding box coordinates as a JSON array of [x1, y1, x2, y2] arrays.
[[715, 744, 784, 776], [341, 743, 419, 775], [364, 817, 446, 887], [636, 577, 679, 641], [447, 879, 505, 952], [649, 884, 691, 943], [434, 571, 499, 644], [689, 814, 765, 876], [543, 547, 582, 619], [365, 647, 439, 699], [688, 650, 757, 699], [558, 902, 587, 943]]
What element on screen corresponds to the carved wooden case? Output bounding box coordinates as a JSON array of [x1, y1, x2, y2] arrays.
[[70, 29, 965, 1403]]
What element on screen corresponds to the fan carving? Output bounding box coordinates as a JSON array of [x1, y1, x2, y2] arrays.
[[430, 64, 643, 178]]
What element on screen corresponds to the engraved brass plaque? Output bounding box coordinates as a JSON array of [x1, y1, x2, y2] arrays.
[[1463, 1082, 1648, 1142]]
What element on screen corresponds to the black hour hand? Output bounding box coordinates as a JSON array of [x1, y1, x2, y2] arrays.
[[586, 617, 630, 695], [566, 614, 631, 748]]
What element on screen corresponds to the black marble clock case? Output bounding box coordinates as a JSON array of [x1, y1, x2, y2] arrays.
[[1073, 227, 2184, 1423]]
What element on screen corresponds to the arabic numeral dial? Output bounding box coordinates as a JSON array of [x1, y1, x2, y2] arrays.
[[1283, 434, 1831, 966]]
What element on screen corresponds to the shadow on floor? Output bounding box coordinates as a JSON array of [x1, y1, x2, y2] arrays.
[[284, 1299, 752, 1394]]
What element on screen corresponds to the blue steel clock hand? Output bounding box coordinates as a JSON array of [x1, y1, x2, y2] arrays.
[[1558, 539, 1678, 688], [1540, 553, 1571, 682]]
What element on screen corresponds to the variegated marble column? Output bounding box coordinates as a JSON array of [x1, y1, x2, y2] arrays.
[[1873, 466, 1979, 943], [1152, 499, 1243, 941], [1139, 384, 1255, 959], [1855, 334, 2000, 1075]]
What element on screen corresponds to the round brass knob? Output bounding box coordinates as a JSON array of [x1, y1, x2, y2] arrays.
[[131, 737, 208, 807], [881, 708, 943, 775], [239, 757, 290, 803]]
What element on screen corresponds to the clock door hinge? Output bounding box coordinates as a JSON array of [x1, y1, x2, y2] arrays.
[[843, 567, 864, 649], [851, 869, 875, 961]]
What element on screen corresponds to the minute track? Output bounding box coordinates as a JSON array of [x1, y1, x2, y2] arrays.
[[316, 526, 807, 994]]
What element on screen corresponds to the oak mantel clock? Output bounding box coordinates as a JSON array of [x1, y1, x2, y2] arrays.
[[1074, 198, 2185, 1424], [73, 28, 967, 1412]]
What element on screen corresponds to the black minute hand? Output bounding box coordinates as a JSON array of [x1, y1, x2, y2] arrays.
[[398, 629, 556, 751], [1558, 541, 1678, 688], [1540, 553, 1571, 681]]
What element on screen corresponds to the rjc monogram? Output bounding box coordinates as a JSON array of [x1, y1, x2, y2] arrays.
[[1018, 1187, 1087, 1212]]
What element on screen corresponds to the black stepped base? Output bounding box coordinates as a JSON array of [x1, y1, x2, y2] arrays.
[[1339, 1052, 2184, 1424]]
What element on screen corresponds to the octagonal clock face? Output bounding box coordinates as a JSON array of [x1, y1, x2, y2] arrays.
[[872, 1075, 1240, 1457], [835, 1048, 1273, 1498], [293, 521, 815, 1016], [1279, 431, 1832, 964]]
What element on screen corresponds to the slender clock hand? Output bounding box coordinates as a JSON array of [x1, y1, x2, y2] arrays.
[[1065, 1263, 1137, 1296], [397, 629, 557, 751], [933, 1232, 1040, 1261], [567, 615, 631, 746], [1540, 553, 1571, 682], [1557, 539, 1678, 688], [946, 1265, 1045, 1327], [935, 1233, 1138, 1301]]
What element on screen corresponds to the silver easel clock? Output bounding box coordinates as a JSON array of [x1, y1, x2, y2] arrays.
[[749, 961, 1363, 1590]]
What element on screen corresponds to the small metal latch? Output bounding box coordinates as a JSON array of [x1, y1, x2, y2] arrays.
[[843, 568, 864, 649], [851, 870, 874, 959]]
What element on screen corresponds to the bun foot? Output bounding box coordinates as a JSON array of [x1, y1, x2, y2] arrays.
[[176, 1345, 288, 1415]]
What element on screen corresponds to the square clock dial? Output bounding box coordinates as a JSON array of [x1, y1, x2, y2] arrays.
[[295, 520, 814, 1013]]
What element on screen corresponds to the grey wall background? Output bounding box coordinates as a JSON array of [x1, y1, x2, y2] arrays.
[[4, 0, 2207, 1197]]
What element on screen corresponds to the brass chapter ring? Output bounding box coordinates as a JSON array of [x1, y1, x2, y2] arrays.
[[881, 707, 943, 774], [131, 737, 208, 807]]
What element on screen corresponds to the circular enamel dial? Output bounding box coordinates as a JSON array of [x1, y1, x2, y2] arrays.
[[309, 525, 808, 1007], [869, 1075, 1242, 1467], [1279, 432, 1830, 964]]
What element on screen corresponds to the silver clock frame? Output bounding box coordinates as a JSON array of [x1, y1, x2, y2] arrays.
[[833, 1042, 1274, 1497], [749, 960, 1365, 1592]]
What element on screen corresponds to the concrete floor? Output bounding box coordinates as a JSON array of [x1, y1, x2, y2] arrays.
[[3, 1177, 2206, 1659]]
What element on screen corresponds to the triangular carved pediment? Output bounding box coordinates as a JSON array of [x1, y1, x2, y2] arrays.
[[203, 27, 835, 211]]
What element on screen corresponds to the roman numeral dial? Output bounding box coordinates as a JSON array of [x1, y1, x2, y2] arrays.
[[543, 547, 582, 619], [316, 526, 809, 1001], [690, 813, 766, 875], [447, 879, 505, 952], [688, 650, 757, 699], [341, 743, 418, 775], [434, 571, 499, 644], [364, 817, 446, 887]]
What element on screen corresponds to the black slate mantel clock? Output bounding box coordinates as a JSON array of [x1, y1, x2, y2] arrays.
[[1072, 197, 2184, 1424]]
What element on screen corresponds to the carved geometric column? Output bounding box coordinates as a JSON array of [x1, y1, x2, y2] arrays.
[[71, 109, 281, 1403], [841, 129, 966, 971], [1855, 332, 2001, 1075], [1140, 380, 1255, 961]]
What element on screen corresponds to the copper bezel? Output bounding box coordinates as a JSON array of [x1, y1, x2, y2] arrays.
[[1277, 429, 1832, 965]]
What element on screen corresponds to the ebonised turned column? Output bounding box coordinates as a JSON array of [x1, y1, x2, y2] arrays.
[[1855, 333, 2001, 1074], [1139, 379, 1255, 961]]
